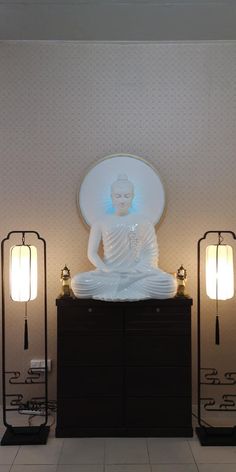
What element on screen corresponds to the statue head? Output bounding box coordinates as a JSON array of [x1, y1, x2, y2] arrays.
[[111, 174, 134, 216]]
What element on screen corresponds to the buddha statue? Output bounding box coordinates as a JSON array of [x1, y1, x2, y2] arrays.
[[71, 174, 177, 300]]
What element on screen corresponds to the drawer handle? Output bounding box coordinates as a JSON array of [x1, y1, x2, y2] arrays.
[[155, 307, 160, 313], [88, 307, 93, 313]]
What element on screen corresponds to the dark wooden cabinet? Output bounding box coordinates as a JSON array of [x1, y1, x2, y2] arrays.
[[56, 297, 193, 437]]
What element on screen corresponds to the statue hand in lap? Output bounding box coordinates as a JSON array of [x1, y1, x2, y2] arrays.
[[72, 174, 177, 300]]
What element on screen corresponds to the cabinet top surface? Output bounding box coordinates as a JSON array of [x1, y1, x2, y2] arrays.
[[56, 296, 193, 307]]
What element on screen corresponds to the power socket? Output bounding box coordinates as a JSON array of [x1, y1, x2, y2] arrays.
[[30, 359, 52, 372]]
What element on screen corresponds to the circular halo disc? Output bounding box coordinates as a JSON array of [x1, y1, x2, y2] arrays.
[[78, 154, 165, 226]]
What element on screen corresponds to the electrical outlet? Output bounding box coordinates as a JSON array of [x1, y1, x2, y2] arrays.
[[30, 359, 52, 372]]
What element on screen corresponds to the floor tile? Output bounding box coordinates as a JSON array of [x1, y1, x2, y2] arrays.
[[189, 438, 236, 463], [147, 438, 194, 464], [151, 465, 198, 472], [59, 438, 104, 465], [11, 466, 57, 472], [57, 466, 103, 472], [0, 445, 19, 465], [13, 438, 63, 465], [105, 466, 151, 472], [105, 438, 149, 464], [198, 464, 236, 472]]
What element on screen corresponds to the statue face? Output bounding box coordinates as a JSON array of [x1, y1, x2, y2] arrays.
[[111, 183, 134, 215]]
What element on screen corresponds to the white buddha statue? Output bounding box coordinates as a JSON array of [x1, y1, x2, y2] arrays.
[[72, 174, 177, 300]]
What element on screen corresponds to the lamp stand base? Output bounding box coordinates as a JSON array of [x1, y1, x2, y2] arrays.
[[1, 426, 50, 445], [196, 426, 236, 446]]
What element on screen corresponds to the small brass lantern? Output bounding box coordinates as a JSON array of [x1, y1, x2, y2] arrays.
[[176, 264, 188, 297], [60, 265, 71, 297]]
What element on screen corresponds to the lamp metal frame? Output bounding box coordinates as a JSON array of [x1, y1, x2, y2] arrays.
[[196, 230, 236, 446], [1, 231, 49, 445]]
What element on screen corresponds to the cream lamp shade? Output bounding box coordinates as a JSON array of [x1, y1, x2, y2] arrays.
[[206, 244, 234, 300], [10, 245, 37, 302]]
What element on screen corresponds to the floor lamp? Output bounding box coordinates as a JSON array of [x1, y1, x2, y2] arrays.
[[196, 230, 236, 446], [1, 231, 49, 445]]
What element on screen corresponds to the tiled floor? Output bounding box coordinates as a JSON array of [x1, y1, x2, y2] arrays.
[[1, 419, 236, 472]]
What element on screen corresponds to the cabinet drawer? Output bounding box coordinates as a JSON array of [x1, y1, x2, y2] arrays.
[[58, 305, 122, 333], [126, 335, 191, 366], [126, 311, 190, 334], [126, 397, 192, 428], [57, 397, 123, 428], [126, 366, 191, 396], [58, 366, 123, 396], [58, 334, 123, 365]]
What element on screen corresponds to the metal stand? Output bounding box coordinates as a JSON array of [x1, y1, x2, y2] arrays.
[[196, 426, 236, 446], [1, 426, 50, 446]]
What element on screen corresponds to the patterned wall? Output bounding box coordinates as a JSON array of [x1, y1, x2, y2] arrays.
[[0, 41, 236, 403]]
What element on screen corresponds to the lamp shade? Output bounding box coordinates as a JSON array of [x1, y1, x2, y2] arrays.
[[206, 244, 234, 300], [10, 245, 37, 301]]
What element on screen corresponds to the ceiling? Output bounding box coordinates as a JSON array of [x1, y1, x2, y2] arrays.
[[0, 0, 236, 41]]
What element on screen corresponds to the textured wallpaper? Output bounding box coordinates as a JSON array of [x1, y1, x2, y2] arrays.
[[0, 41, 236, 411]]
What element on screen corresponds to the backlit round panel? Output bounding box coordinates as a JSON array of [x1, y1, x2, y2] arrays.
[[78, 154, 165, 226]]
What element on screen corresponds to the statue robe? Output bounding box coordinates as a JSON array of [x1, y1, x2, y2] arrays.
[[72, 214, 177, 301]]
